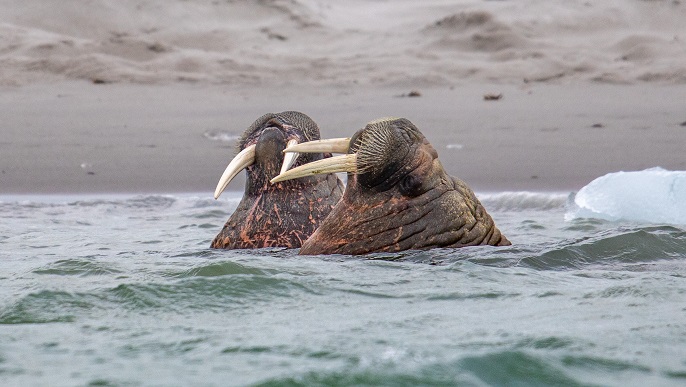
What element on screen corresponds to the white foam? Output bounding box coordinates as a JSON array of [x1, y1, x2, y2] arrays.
[[566, 168, 686, 224], [477, 191, 569, 212], [203, 130, 240, 143]]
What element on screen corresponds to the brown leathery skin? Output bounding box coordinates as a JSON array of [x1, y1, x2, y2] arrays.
[[211, 112, 344, 249], [298, 118, 509, 255]]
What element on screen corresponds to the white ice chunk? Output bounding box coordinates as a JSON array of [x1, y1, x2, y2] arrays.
[[566, 167, 686, 224]]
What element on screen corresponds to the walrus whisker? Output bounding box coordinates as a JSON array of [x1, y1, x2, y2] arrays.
[[282, 138, 351, 154], [270, 154, 357, 183], [355, 125, 394, 173], [214, 144, 256, 199], [279, 139, 300, 175]]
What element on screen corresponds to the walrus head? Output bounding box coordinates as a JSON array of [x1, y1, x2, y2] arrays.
[[271, 117, 510, 255], [211, 111, 344, 249]]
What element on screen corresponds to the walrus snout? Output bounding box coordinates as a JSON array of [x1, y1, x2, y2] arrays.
[[253, 127, 288, 173]]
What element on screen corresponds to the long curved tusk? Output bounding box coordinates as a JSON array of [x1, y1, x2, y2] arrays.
[[214, 144, 256, 199], [283, 138, 351, 154], [270, 154, 357, 184], [279, 139, 300, 175]]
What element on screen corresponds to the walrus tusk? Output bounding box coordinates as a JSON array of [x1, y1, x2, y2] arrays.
[[279, 139, 300, 175], [214, 144, 256, 199], [271, 154, 357, 183], [283, 138, 351, 154]]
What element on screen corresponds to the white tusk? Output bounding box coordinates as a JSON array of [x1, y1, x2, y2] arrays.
[[283, 138, 351, 154], [279, 139, 300, 175], [214, 144, 256, 199], [271, 153, 357, 184]]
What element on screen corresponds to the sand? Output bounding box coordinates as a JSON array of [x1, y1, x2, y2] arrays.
[[1, 0, 685, 194]]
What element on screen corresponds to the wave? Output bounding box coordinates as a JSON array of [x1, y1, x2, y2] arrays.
[[7, 184, 682, 220], [0, 290, 100, 324], [359, 225, 686, 270], [254, 349, 656, 386], [478, 191, 570, 212], [0, 272, 318, 324], [520, 225, 686, 270], [32, 257, 122, 276], [203, 129, 241, 143], [0, 193, 235, 209]]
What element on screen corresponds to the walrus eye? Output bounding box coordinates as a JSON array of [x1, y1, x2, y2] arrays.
[[398, 173, 424, 197]]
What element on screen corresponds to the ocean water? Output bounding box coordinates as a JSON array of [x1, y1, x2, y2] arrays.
[[1, 187, 686, 386]]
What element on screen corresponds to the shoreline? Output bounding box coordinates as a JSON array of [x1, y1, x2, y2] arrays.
[[0, 190, 574, 200], [2, 81, 685, 195]]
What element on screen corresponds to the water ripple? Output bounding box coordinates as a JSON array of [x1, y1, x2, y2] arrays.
[[255, 351, 590, 386], [33, 258, 122, 277], [103, 275, 320, 311], [0, 290, 101, 324], [177, 261, 269, 277]]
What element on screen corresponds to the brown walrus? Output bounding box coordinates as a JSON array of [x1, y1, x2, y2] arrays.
[[211, 111, 344, 249], [271, 117, 510, 255]]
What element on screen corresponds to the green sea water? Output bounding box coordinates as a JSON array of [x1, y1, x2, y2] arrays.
[[1, 193, 685, 386]]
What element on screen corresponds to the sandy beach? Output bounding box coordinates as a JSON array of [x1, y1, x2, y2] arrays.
[[1, 0, 685, 194]]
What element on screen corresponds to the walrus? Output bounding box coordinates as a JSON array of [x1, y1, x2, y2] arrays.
[[211, 111, 344, 249], [271, 117, 510, 255]]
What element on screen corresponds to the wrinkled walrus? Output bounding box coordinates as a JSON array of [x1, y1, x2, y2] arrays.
[[271, 117, 510, 255], [211, 111, 344, 249]]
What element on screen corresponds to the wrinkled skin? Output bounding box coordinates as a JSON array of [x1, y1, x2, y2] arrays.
[[299, 118, 510, 255], [211, 112, 344, 249]]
